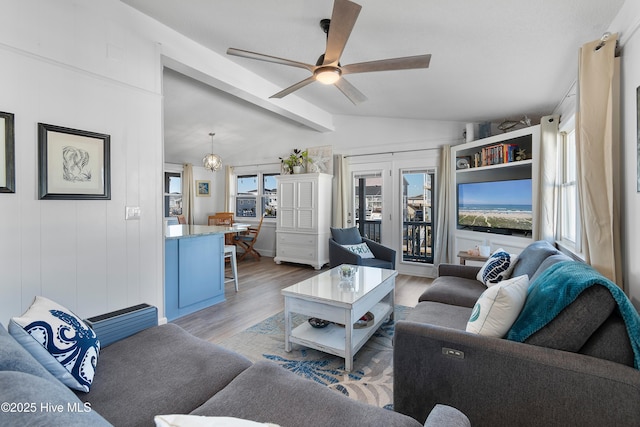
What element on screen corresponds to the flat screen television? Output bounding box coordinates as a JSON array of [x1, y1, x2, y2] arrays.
[[457, 178, 533, 235]]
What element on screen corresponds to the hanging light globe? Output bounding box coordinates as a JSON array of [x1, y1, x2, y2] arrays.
[[202, 132, 222, 172]]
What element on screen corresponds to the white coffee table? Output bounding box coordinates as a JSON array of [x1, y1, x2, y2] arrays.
[[282, 265, 397, 371]]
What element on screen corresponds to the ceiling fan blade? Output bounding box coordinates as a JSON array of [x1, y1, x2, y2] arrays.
[[269, 76, 317, 99], [227, 48, 314, 71], [324, 0, 362, 65], [334, 77, 367, 105], [341, 54, 432, 74]]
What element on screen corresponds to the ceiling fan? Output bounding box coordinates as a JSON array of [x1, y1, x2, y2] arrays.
[[226, 0, 431, 105]]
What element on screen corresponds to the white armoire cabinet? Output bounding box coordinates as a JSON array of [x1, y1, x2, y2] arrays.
[[274, 173, 332, 270]]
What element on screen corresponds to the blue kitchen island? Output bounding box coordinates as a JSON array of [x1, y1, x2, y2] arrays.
[[165, 224, 230, 321]]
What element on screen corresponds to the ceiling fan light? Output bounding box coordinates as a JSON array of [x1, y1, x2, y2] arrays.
[[314, 67, 341, 85]]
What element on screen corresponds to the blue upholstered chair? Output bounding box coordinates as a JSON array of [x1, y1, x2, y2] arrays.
[[328, 227, 396, 270]]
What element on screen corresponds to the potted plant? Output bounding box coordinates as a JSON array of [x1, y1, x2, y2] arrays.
[[280, 149, 309, 174]]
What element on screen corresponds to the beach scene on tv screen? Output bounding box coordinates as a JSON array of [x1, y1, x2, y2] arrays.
[[458, 179, 532, 231]]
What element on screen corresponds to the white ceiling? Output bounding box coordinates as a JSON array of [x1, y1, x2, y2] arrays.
[[121, 0, 624, 165]]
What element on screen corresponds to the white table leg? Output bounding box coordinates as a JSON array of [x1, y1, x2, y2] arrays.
[[284, 298, 292, 352], [345, 312, 353, 371]]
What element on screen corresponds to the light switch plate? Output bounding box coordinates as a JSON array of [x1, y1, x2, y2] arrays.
[[125, 206, 141, 220]]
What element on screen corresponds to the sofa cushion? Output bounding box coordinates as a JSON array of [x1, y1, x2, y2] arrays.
[[191, 361, 422, 427], [9, 296, 100, 392], [510, 240, 560, 279], [476, 249, 517, 285], [579, 312, 634, 367], [529, 253, 573, 283], [0, 322, 60, 384], [360, 257, 394, 269], [466, 275, 529, 337], [76, 323, 252, 427], [419, 277, 486, 308], [330, 227, 362, 245], [406, 301, 473, 330], [524, 285, 616, 351], [0, 371, 111, 426]]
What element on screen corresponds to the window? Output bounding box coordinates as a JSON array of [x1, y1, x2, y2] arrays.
[[236, 175, 257, 218], [164, 172, 182, 217], [235, 173, 278, 218], [401, 169, 435, 264], [559, 126, 581, 250], [262, 174, 278, 218]]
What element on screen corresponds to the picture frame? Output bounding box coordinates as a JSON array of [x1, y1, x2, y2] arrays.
[[0, 111, 15, 193], [38, 123, 111, 200], [195, 180, 211, 197], [306, 145, 333, 174]]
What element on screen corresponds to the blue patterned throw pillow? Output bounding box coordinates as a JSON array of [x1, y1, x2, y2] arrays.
[[476, 249, 517, 286], [8, 296, 100, 392], [342, 242, 375, 259]]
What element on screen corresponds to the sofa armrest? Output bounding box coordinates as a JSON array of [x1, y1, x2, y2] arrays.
[[329, 238, 361, 267], [437, 263, 481, 279], [393, 320, 640, 426], [363, 237, 396, 269]]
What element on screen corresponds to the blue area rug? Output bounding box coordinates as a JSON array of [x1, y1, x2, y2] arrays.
[[219, 305, 410, 409]]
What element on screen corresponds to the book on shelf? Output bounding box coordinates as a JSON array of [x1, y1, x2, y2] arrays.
[[477, 143, 519, 167]]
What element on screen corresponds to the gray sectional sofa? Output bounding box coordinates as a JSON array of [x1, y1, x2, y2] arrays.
[[1, 312, 468, 426], [393, 240, 640, 426]]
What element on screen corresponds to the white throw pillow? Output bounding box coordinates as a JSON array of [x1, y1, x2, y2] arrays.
[[9, 296, 100, 392], [155, 415, 280, 427], [476, 248, 517, 286], [466, 275, 529, 337], [341, 242, 375, 259]]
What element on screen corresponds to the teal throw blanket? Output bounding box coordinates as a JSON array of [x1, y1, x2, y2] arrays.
[[507, 261, 640, 369]]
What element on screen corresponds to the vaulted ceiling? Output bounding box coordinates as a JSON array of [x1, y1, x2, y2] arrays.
[[121, 0, 624, 165]]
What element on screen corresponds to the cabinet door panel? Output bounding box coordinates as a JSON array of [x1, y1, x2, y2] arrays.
[[280, 181, 296, 208], [296, 181, 315, 209]]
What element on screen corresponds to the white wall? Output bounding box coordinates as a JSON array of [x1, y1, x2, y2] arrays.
[[609, 1, 640, 307], [0, 0, 163, 320]]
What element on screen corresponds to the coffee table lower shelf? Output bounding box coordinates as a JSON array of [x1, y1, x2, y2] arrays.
[[288, 302, 392, 363]]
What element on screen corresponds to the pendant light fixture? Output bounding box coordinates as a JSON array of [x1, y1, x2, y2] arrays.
[[202, 132, 222, 172]]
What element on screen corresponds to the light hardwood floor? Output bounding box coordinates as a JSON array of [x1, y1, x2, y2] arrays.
[[172, 257, 433, 344]]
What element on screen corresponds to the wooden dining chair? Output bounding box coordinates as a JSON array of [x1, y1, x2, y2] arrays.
[[208, 212, 235, 245], [208, 212, 233, 226], [234, 214, 265, 262]]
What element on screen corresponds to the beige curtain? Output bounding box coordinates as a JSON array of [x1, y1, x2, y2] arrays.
[[332, 154, 350, 227], [576, 33, 622, 284], [434, 145, 452, 266], [182, 163, 195, 225], [535, 115, 560, 242], [224, 165, 233, 212]]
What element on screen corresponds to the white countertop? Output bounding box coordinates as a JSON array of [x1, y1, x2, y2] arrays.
[[165, 224, 248, 240]]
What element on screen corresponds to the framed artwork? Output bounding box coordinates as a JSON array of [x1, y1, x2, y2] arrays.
[[0, 111, 15, 193], [38, 123, 111, 200], [196, 180, 211, 197], [306, 145, 333, 174]]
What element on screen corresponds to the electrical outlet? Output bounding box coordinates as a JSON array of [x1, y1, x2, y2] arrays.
[[125, 206, 141, 220]]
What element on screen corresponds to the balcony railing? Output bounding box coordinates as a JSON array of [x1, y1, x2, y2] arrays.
[[355, 219, 434, 264], [403, 221, 433, 264]]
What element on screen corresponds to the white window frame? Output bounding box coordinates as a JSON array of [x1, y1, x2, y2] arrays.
[[233, 172, 278, 219], [557, 116, 582, 254]]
